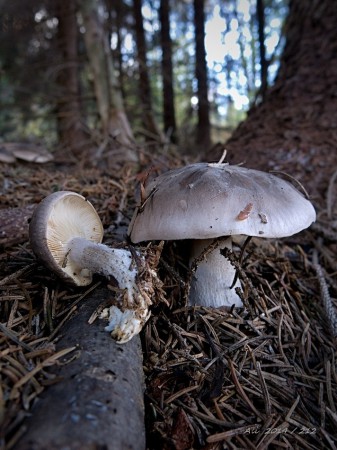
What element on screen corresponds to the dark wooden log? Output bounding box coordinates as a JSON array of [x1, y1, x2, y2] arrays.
[[0, 204, 35, 247], [15, 287, 146, 450]]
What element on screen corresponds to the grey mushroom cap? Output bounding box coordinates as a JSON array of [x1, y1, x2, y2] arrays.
[[128, 163, 316, 242], [29, 191, 104, 285]]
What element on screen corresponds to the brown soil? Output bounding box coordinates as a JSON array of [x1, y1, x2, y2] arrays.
[[0, 131, 336, 449]]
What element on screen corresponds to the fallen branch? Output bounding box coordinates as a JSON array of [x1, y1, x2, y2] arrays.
[[312, 247, 337, 337], [14, 287, 146, 450]]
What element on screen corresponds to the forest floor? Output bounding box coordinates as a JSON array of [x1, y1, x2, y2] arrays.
[[0, 136, 337, 449]]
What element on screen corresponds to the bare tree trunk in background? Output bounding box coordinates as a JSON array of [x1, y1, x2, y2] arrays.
[[79, 0, 137, 164], [159, 0, 177, 143], [256, 0, 267, 101], [133, 0, 163, 140], [105, 0, 127, 101], [193, 0, 211, 150], [212, 0, 337, 199], [54, 0, 90, 157]]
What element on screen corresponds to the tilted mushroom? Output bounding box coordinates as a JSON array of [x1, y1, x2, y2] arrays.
[[128, 162, 316, 308], [29, 191, 152, 343]]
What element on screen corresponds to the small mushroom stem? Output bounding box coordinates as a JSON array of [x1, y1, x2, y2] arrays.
[[67, 237, 151, 344], [188, 238, 243, 308], [67, 237, 138, 302]]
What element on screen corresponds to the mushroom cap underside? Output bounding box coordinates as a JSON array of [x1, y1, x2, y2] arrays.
[[128, 163, 316, 242], [29, 191, 103, 285]]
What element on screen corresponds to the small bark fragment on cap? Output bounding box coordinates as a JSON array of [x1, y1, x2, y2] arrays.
[[236, 203, 253, 221], [259, 213, 268, 224]]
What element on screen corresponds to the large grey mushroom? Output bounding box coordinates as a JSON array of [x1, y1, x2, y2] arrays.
[[128, 162, 316, 308]]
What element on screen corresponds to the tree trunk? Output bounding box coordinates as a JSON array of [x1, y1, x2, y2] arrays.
[[79, 0, 137, 164], [256, 0, 267, 101], [107, 0, 127, 101], [193, 0, 211, 150], [211, 0, 337, 199], [159, 0, 177, 143], [15, 287, 146, 450], [133, 0, 162, 140], [54, 0, 90, 157], [0, 204, 35, 248]]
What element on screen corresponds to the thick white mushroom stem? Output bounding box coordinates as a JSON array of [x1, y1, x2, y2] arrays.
[[67, 237, 150, 343], [188, 238, 243, 308]]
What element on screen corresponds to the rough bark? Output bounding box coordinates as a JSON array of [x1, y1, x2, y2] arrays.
[[54, 0, 90, 157], [207, 0, 337, 200], [15, 287, 146, 450], [159, 0, 177, 143], [193, 0, 211, 150], [0, 204, 35, 248]]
